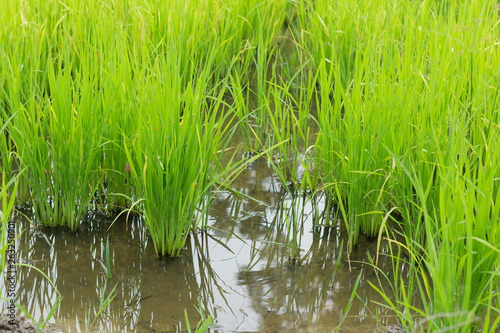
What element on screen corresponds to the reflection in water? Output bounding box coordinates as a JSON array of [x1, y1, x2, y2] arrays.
[[2, 159, 410, 332], [209, 193, 404, 333]]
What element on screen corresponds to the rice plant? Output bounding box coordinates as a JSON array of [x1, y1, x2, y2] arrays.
[[120, 37, 237, 256], [8, 50, 105, 229]]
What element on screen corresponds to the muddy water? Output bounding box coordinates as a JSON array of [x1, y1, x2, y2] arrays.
[[2, 156, 411, 333]]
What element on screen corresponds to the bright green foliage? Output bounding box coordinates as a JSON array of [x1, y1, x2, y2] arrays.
[[295, 0, 500, 330], [121, 43, 235, 256], [2, 0, 500, 330], [7, 51, 105, 230], [0, 0, 290, 249]]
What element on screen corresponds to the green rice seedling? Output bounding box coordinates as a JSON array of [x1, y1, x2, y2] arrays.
[[302, 0, 500, 253], [283, 197, 304, 259], [85, 278, 118, 332], [147, 0, 287, 90], [341, 53, 400, 240], [313, 59, 340, 197], [367, 216, 423, 332], [228, 48, 274, 154], [248, 54, 325, 253], [0, 113, 14, 187], [329, 239, 343, 288], [0, 48, 44, 205], [236, 0, 288, 79], [229, 71, 258, 153], [1, 0, 119, 225], [86, 236, 118, 331], [252, 42, 275, 153], [374, 100, 500, 331], [184, 298, 214, 333], [1, 161, 60, 332], [96, 236, 113, 279], [0, 71, 22, 313], [249, 0, 289, 150], [294, 0, 367, 85], [295, 0, 401, 246], [374, 155, 500, 331], [9, 48, 106, 229], [0, 112, 17, 199], [99, 43, 141, 211], [384, 0, 500, 244], [264, 76, 302, 192], [184, 309, 213, 333], [368, 248, 421, 331], [314, 51, 397, 250], [121, 39, 238, 257], [334, 272, 362, 331], [422, 122, 500, 331]]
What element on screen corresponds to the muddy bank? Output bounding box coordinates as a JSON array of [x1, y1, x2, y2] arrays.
[[0, 315, 62, 333]]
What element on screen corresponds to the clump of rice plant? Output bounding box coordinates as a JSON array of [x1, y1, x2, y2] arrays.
[[8, 50, 105, 229], [122, 42, 236, 257], [373, 126, 500, 331]]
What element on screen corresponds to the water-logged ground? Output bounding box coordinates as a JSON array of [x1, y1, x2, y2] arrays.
[[2, 158, 413, 333]]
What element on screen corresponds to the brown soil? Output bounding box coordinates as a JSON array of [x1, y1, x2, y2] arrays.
[[0, 315, 62, 333]]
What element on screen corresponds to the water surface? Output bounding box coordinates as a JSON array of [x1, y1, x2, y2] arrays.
[[3, 157, 410, 333]]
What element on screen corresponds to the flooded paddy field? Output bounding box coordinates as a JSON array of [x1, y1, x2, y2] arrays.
[[10, 159, 409, 332], [2, 0, 500, 332]]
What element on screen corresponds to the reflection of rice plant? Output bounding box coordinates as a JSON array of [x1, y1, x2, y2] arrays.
[[268, 194, 321, 260]]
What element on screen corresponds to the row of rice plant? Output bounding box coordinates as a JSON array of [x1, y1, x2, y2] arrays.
[[296, 0, 500, 243], [371, 125, 500, 331], [0, 0, 294, 256], [292, 0, 500, 330]]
